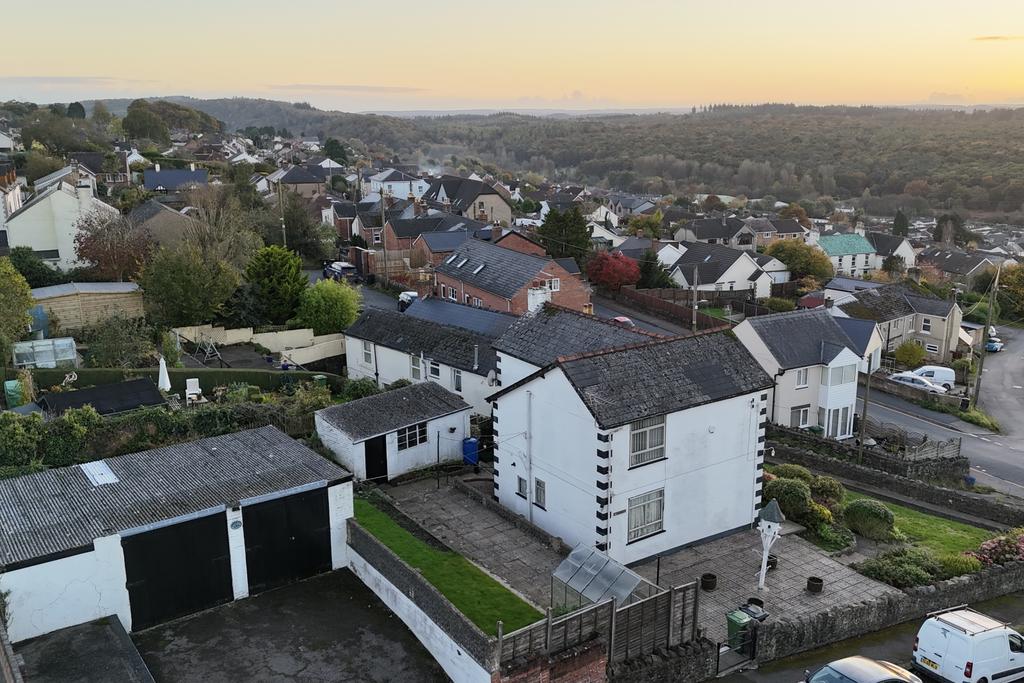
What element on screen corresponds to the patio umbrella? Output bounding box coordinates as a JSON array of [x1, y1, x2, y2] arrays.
[[158, 356, 172, 392]]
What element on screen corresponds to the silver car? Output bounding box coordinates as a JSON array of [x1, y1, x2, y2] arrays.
[[888, 372, 947, 394], [804, 656, 922, 682]]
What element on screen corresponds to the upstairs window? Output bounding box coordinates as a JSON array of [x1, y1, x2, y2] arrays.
[[361, 340, 372, 365], [795, 368, 809, 388], [410, 356, 422, 381], [922, 317, 932, 333], [630, 416, 666, 467]]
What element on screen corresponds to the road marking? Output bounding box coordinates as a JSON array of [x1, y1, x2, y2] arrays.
[[980, 437, 992, 442]]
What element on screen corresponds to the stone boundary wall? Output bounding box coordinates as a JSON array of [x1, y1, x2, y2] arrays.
[[453, 479, 573, 556], [608, 637, 718, 683], [769, 443, 1024, 528], [347, 520, 497, 669], [756, 561, 1024, 662], [0, 621, 22, 683]]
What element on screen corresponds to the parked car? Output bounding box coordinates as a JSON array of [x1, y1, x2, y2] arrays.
[[986, 340, 1005, 352], [912, 365, 956, 391], [805, 655, 921, 682], [323, 260, 360, 283], [611, 316, 636, 328], [398, 291, 419, 311], [913, 607, 1024, 682], [888, 372, 948, 394]]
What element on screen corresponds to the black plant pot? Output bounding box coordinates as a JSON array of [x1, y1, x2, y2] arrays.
[[767, 554, 778, 571], [700, 572, 717, 591], [807, 576, 824, 594]]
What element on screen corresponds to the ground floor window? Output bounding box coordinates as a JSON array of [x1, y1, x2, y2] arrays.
[[821, 406, 853, 439], [925, 343, 939, 354], [397, 421, 427, 450], [534, 479, 546, 509], [627, 489, 664, 542], [517, 476, 528, 498], [790, 406, 810, 428]]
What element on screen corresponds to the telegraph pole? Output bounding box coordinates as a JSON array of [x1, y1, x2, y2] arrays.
[[691, 265, 698, 333], [857, 354, 874, 464], [971, 263, 1002, 409], [380, 190, 389, 286], [278, 180, 287, 248]]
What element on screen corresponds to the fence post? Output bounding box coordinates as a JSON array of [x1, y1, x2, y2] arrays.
[[667, 586, 677, 647], [545, 608, 553, 653], [691, 582, 700, 643], [495, 620, 504, 670], [608, 598, 618, 664]]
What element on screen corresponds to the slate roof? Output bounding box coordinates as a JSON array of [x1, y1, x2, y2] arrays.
[[770, 218, 806, 235], [435, 239, 551, 299], [372, 168, 419, 183], [68, 152, 105, 175], [417, 229, 471, 253], [838, 284, 955, 321], [345, 308, 499, 374], [0, 426, 349, 568], [37, 378, 165, 416], [745, 309, 859, 369], [918, 247, 993, 276], [527, 334, 772, 429], [142, 168, 208, 191], [834, 317, 877, 358], [404, 298, 516, 337], [680, 217, 749, 241], [279, 166, 321, 184], [616, 236, 653, 260], [423, 175, 506, 213], [316, 382, 470, 442], [866, 231, 908, 258], [554, 257, 581, 275], [670, 241, 750, 284], [390, 213, 488, 239], [825, 276, 885, 294], [31, 282, 140, 299], [492, 304, 653, 367], [818, 233, 875, 257]]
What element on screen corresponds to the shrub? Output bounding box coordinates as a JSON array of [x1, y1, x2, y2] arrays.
[[342, 378, 381, 401], [859, 548, 942, 588], [939, 553, 983, 579], [762, 478, 812, 520], [295, 278, 361, 335], [845, 498, 896, 540], [972, 534, 1024, 566], [771, 464, 813, 484], [814, 523, 855, 552], [810, 475, 846, 505], [763, 297, 796, 313], [803, 501, 834, 529], [894, 340, 926, 368]]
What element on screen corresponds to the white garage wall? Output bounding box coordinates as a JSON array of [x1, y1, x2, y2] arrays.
[[328, 482, 354, 569], [385, 411, 470, 479], [226, 507, 249, 599], [1, 535, 131, 643], [316, 413, 365, 479]]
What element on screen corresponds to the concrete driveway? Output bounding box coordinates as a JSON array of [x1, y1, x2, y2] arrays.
[[134, 570, 445, 683]]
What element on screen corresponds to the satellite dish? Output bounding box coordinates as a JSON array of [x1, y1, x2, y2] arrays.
[[486, 369, 497, 387]]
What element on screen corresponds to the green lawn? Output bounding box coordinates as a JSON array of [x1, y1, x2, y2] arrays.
[[354, 498, 542, 635], [700, 307, 731, 319], [845, 492, 991, 555]]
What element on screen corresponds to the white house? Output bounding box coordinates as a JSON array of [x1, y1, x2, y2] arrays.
[[866, 231, 916, 271], [668, 241, 773, 298], [489, 334, 773, 565], [316, 382, 471, 482], [589, 220, 626, 248], [4, 180, 118, 270], [734, 309, 874, 437], [492, 303, 654, 386], [368, 168, 430, 199], [753, 253, 791, 284], [343, 307, 507, 415], [0, 427, 352, 643], [817, 233, 877, 278], [0, 130, 14, 152]]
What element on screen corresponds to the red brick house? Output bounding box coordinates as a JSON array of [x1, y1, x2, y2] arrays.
[[494, 230, 547, 257], [434, 239, 590, 314], [412, 230, 472, 267], [383, 212, 490, 252]]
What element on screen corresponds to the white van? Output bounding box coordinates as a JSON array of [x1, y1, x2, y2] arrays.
[[912, 365, 956, 391], [913, 607, 1024, 682]]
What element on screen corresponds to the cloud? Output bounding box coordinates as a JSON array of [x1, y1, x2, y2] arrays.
[[972, 35, 1024, 41], [268, 83, 426, 93]]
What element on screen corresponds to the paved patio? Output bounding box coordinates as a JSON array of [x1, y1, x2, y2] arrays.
[[387, 478, 565, 609], [631, 529, 902, 644]]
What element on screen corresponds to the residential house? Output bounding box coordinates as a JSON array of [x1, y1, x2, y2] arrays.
[[587, 205, 620, 229], [833, 316, 885, 374], [668, 241, 773, 298], [744, 217, 807, 247], [35, 164, 97, 195], [817, 234, 877, 277], [404, 297, 516, 337], [368, 168, 430, 199], [673, 216, 756, 251], [343, 307, 503, 414], [607, 194, 657, 219], [491, 303, 654, 385], [823, 276, 885, 304], [734, 309, 873, 437], [317, 196, 358, 240], [917, 247, 994, 287], [0, 161, 23, 232], [413, 229, 473, 267], [539, 193, 580, 220], [142, 165, 208, 193], [129, 199, 191, 248], [0, 129, 13, 152], [423, 175, 513, 225], [832, 283, 963, 362], [866, 231, 916, 271], [489, 333, 773, 564], [0, 426, 352, 643], [384, 211, 489, 253], [4, 179, 118, 270], [316, 382, 471, 482], [433, 239, 590, 314], [69, 151, 130, 189], [753, 253, 791, 284], [589, 220, 626, 249], [494, 230, 546, 257], [277, 166, 325, 198]]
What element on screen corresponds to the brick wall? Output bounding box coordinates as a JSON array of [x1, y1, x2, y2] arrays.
[[435, 260, 591, 315], [494, 640, 607, 683], [497, 233, 547, 257], [0, 621, 22, 683]]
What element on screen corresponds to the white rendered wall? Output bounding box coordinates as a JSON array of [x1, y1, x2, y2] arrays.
[[0, 535, 131, 643], [348, 550, 492, 683], [495, 352, 541, 386], [316, 413, 364, 479], [226, 507, 249, 599], [328, 482, 354, 569], [384, 411, 471, 479]]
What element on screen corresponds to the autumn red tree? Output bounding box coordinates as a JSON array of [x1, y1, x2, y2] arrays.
[[586, 251, 641, 291], [74, 212, 153, 281]]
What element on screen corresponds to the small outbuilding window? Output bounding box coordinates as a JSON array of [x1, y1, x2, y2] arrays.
[[362, 341, 372, 365], [397, 421, 428, 450]]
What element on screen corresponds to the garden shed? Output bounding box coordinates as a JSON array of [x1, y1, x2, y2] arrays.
[[315, 382, 471, 482], [0, 426, 353, 643], [31, 282, 144, 331]]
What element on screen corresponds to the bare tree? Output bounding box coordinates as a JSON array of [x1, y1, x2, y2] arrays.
[[183, 186, 263, 269], [74, 212, 153, 282]]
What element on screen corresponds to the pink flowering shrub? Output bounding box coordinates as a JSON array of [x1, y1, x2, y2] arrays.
[[971, 534, 1024, 566]]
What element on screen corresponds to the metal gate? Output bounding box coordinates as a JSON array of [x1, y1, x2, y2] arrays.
[[243, 487, 332, 594], [122, 512, 233, 631]]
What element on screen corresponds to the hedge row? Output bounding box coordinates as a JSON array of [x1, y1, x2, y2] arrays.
[[30, 367, 346, 394]]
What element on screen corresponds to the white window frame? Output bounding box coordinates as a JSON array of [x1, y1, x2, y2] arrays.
[[795, 368, 808, 388], [534, 479, 546, 509], [842, 364, 856, 383], [547, 278, 560, 292], [410, 355, 422, 381], [627, 489, 665, 542], [429, 360, 441, 379], [452, 368, 462, 392], [361, 340, 372, 365], [397, 421, 427, 451], [926, 343, 939, 354], [373, 230, 382, 244], [797, 406, 810, 427], [517, 476, 528, 498], [439, 284, 447, 298], [629, 416, 666, 468], [922, 317, 931, 333], [472, 297, 482, 308]]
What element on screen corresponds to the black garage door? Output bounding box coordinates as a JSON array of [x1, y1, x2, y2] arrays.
[[243, 487, 332, 594], [122, 512, 233, 631]]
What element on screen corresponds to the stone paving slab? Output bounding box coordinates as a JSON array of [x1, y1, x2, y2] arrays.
[[632, 529, 902, 644], [387, 478, 564, 609]]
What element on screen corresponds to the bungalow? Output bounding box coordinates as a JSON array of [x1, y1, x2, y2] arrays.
[[422, 175, 513, 225], [277, 166, 325, 198], [917, 247, 994, 287], [866, 231, 916, 271], [753, 253, 791, 284], [668, 241, 773, 298], [343, 307, 504, 414], [489, 333, 773, 564], [817, 234, 876, 278], [734, 309, 874, 437], [745, 217, 806, 247], [673, 217, 756, 251], [433, 239, 590, 314], [315, 382, 471, 482]]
